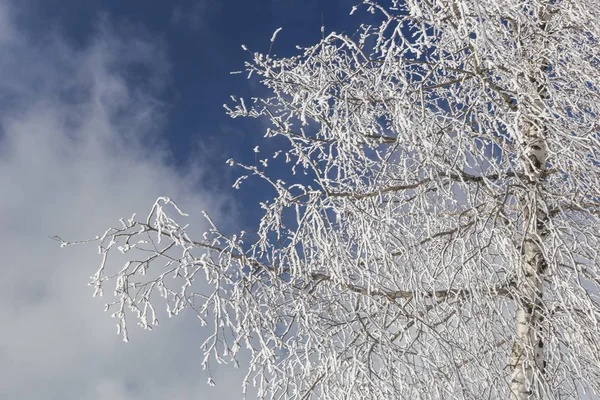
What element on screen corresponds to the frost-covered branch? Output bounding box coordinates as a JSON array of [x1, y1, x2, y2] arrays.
[[63, 0, 600, 398]]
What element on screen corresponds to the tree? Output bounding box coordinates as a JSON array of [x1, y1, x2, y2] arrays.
[[58, 0, 600, 398]]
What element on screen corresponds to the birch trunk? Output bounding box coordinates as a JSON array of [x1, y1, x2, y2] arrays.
[[510, 5, 551, 398], [509, 121, 549, 398]]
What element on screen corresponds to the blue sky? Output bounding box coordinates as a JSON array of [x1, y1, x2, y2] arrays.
[[0, 0, 365, 399], [22, 0, 361, 223], [26, 0, 361, 215]]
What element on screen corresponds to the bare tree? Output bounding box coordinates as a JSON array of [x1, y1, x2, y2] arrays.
[[58, 0, 600, 398]]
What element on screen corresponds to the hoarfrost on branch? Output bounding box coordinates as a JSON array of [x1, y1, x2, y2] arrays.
[[60, 0, 600, 398]]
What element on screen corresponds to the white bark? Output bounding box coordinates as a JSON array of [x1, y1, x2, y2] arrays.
[[510, 121, 549, 398], [510, 6, 552, 397]]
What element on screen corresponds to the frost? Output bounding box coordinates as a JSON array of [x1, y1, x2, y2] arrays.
[[232, 175, 248, 189], [67, 1, 600, 399], [270, 27, 283, 43]]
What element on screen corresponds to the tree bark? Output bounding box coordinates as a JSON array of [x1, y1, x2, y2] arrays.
[[510, 5, 551, 398]]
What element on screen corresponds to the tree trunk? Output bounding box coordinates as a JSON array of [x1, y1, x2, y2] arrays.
[[509, 149, 549, 398], [510, 6, 551, 397]]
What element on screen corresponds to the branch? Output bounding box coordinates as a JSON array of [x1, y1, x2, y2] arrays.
[[309, 272, 513, 301]]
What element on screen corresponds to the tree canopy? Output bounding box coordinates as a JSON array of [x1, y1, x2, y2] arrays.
[[60, 0, 600, 398]]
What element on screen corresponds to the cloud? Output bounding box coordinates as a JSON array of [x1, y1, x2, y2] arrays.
[[0, 2, 246, 399], [0, 1, 13, 44], [171, 2, 211, 32]]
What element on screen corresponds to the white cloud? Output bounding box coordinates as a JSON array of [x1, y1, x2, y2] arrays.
[[0, 2, 247, 399], [0, 1, 13, 44], [171, 2, 210, 31]]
